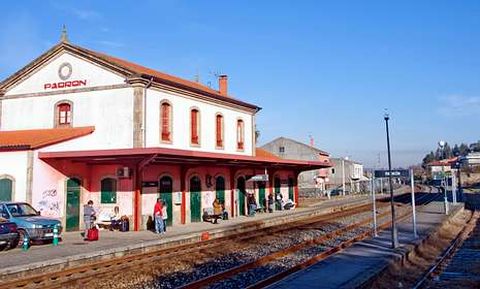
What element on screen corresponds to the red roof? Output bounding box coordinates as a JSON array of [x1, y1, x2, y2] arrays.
[[428, 157, 458, 167], [255, 148, 281, 160], [69, 44, 260, 111], [0, 127, 95, 151]]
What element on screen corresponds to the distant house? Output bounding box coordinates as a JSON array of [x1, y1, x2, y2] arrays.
[[327, 158, 368, 193], [260, 137, 331, 191], [459, 152, 480, 167], [427, 157, 458, 180]]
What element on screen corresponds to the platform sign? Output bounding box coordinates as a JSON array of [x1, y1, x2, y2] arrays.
[[248, 174, 269, 182], [374, 169, 410, 178]]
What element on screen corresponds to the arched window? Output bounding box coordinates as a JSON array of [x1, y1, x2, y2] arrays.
[[55, 102, 72, 127], [237, 119, 244, 150], [216, 114, 224, 148], [160, 102, 172, 142], [101, 178, 117, 204], [190, 109, 200, 145]]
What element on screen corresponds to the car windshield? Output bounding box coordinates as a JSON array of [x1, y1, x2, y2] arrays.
[[6, 203, 38, 217]]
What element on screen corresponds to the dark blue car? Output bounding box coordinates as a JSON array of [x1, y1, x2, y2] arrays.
[[0, 218, 18, 250], [0, 202, 62, 247]]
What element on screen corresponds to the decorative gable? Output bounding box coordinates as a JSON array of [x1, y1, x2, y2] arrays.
[[4, 51, 126, 96]]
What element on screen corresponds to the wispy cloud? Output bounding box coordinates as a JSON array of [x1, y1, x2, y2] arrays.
[[96, 40, 125, 48], [437, 95, 480, 117], [73, 9, 102, 21]]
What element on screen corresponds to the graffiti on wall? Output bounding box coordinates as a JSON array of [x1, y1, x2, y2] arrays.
[[37, 189, 60, 217]]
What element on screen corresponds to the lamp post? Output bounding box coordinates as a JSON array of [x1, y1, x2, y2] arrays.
[[342, 158, 346, 196], [384, 112, 398, 249], [438, 141, 449, 215]]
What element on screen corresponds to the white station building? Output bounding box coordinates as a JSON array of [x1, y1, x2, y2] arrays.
[[0, 33, 329, 231]]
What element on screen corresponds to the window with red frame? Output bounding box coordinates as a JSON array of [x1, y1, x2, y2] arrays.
[[216, 114, 223, 148], [57, 103, 72, 126], [191, 109, 200, 145], [161, 102, 171, 142], [237, 119, 244, 150]]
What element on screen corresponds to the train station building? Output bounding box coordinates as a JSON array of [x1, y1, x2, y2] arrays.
[[0, 34, 331, 232]]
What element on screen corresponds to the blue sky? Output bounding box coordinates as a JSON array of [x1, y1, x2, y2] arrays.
[[1, 1, 479, 167]]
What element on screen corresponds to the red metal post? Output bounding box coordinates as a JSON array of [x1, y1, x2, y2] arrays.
[[294, 171, 300, 206], [230, 168, 236, 217], [134, 165, 141, 231]]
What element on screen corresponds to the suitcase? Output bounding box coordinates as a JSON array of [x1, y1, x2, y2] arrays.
[[120, 219, 129, 232], [86, 228, 99, 241]]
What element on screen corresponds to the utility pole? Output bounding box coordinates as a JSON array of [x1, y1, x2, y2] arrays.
[[342, 158, 346, 196], [371, 173, 378, 237], [384, 112, 398, 249], [410, 169, 417, 238]]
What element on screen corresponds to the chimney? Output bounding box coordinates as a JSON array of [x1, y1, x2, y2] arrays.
[[219, 75, 228, 96]]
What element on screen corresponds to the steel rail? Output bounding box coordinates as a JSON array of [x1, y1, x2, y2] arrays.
[[412, 210, 480, 289], [179, 191, 437, 289], [0, 197, 399, 289]]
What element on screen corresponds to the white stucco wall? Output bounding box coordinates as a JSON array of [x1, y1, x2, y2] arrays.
[[145, 88, 254, 156], [0, 151, 28, 202], [5, 52, 125, 96]]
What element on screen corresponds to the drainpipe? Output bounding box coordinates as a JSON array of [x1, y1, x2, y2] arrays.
[[143, 77, 154, 147]]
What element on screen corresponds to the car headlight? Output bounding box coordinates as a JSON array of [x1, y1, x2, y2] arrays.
[[31, 224, 43, 229]]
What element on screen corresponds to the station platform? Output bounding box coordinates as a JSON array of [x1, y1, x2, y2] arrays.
[[0, 194, 377, 279], [269, 200, 464, 289]]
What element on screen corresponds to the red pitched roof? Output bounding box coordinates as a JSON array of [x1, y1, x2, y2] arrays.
[[428, 157, 458, 167], [69, 44, 260, 111], [256, 148, 281, 160], [0, 127, 95, 151]]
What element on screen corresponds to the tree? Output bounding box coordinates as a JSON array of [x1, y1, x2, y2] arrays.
[[459, 143, 470, 156], [422, 151, 435, 168], [452, 144, 460, 157], [470, 140, 480, 152]]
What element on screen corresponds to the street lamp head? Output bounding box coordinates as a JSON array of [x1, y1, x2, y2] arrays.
[[438, 140, 446, 148], [383, 109, 390, 121]]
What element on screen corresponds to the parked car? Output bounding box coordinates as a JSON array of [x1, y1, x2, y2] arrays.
[[0, 202, 62, 247], [0, 217, 18, 250]]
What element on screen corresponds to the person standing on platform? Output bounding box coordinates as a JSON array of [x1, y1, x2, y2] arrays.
[[267, 193, 274, 213], [247, 193, 257, 216], [154, 198, 164, 234], [161, 200, 168, 233], [83, 200, 96, 239]]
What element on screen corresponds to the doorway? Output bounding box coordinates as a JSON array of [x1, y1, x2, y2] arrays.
[[66, 178, 81, 231], [159, 176, 173, 226], [190, 176, 202, 222], [237, 177, 246, 216]]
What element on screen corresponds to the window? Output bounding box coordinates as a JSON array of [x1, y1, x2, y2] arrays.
[[332, 168, 335, 174], [237, 119, 244, 150], [216, 114, 224, 148], [0, 178, 13, 202], [101, 178, 117, 204], [160, 102, 172, 142], [190, 109, 200, 145], [279, 146, 285, 153], [55, 102, 72, 127]]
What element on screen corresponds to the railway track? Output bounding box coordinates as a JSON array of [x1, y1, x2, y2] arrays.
[[412, 210, 480, 289], [180, 191, 439, 289], [0, 189, 431, 289]]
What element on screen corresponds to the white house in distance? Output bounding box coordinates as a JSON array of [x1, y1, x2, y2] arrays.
[[0, 32, 330, 232]]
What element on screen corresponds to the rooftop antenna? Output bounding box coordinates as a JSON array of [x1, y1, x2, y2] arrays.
[[60, 24, 69, 43], [194, 69, 200, 83]]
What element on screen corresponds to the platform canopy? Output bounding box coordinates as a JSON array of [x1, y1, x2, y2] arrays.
[[39, 147, 331, 171]]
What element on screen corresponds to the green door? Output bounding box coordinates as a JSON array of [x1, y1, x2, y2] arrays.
[[288, 178, 294, 201], [215, 176, 225, 204], [159, 176, 173, 226], [190, 177, 202, 222], [274, 177, 281, 210], [237, 177, 246, 216], [66, 178, 81, 231], [0, 178, 12, 202], [258, 182, 266, 209]]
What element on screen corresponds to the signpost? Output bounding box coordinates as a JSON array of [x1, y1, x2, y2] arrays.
[[374, 169, 410, 178]]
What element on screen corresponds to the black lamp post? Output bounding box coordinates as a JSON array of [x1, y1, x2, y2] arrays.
[[384, 112, 399, 249]]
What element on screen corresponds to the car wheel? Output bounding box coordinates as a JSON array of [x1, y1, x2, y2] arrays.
[[16, 229, 29, 248], [0, 243, 6, 251]]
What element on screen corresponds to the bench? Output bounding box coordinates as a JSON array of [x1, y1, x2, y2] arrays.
[[202, 208, 222, 224]]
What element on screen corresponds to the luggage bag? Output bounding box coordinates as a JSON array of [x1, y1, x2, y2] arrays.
[[86, 227, 99, 241]]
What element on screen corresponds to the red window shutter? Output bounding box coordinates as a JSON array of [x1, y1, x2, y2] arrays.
[[161, 103, 170, 141], [58, 103, 71, 125], [237, 120, 244, 150], [216, 115, 223, 147], [191, 110, 198, 144]]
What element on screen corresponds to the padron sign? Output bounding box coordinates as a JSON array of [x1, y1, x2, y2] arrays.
[[43, 62, 88, 90], [374, 169, 410, 178]]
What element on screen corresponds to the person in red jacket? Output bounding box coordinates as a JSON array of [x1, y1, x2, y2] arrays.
[[153, 198, 164, 234]]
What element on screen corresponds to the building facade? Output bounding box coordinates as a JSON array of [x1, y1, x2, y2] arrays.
[[327, 158, 366, 193], [260, 137, 331, 191], [0, 37, 329, 231]]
